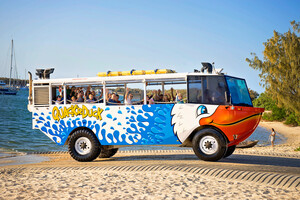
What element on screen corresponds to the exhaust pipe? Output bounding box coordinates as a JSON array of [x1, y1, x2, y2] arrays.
[[28, 71, 33, 105]]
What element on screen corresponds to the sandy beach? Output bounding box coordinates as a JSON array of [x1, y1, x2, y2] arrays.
[[0, 121, 299, 200]]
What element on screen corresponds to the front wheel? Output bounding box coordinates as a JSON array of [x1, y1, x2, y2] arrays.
[[68, 129, 101, 162], [192, 128, 227, 161]]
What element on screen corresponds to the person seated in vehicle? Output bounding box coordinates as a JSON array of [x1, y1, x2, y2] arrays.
[[176, 93, 184, 104], [84, 86, 92, 99], [55, 95, 63, 104], [146, 95, 155, 104], [169, 87, 175, 102], [125, 88, 133, 105], [86, 93, 95, 103], [70, 86, 76, 98], [162, 94, 170, 103], [211, 85, 226, 104], [76, 92, 84, 102], [152, 90, 160, 102], [71, 96, 77, 104], [96, 88, 103, 102], [107, 93, 118, 105], [115, 94, 121, 104]]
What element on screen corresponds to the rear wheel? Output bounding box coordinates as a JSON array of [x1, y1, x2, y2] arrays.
[[68, 129, 101, 162], [192, 128, 227, 161], [99, 148, 119, 158], [223, 145, 236, 158]]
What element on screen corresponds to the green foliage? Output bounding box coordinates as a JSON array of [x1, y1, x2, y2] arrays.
[[246, 21, 300, 114], [253, 93, 275, 110], [294, 147, 300, 151], [249, 89, 259, 101], [284, 113, 300, 126], [254, 92, 300, 125], [262, 105, 286, 121]]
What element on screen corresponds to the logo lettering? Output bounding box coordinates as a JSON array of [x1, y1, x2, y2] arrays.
[[52, 105, 103, 121]]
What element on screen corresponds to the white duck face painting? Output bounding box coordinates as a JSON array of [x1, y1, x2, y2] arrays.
[[171, 104, 219, 143]]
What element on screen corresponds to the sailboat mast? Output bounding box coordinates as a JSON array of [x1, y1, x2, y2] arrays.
[[9, 39, 13, 87]]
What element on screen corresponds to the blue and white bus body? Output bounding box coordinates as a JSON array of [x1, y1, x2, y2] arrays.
[[28, 69, 263, 161]]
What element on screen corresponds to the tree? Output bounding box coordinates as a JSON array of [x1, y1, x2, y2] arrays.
[[246, 21, 300, 114], [249, 89, 259, 101]]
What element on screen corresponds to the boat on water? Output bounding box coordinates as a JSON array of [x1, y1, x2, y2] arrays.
[[236, 140, 259, 148], [0, 80, 17, 95], [0, 39, 18, 95]]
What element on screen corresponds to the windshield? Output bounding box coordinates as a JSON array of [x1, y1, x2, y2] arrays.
[[225, 76, 253, 107]]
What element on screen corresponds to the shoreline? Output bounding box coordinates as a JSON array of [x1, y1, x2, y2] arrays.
[[258, 121, 300, 148]]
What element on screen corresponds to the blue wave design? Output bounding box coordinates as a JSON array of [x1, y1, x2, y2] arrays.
[[34, 104, 180, 146]]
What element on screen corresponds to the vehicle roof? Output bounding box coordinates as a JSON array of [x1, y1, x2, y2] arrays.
[[32, 72, 226, 85]]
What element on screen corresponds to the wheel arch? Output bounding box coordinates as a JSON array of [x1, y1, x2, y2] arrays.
[[64, 127, 98, 145], [182, 125, 229, 147]]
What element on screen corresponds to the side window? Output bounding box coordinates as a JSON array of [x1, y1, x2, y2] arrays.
[[188, 76, 227, 105], [52, 86, 64, 105], [52, 85, 104, 105], [188, 76, 203, 103]]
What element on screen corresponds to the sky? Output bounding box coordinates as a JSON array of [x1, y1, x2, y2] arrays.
[[0, 0, 299, 93]]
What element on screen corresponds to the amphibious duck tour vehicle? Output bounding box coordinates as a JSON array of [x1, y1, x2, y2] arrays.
[[28, 63, 264, 162]]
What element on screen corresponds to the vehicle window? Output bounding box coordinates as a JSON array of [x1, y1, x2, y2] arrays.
[[225, 76, 252, 106], [188, 76, 227, 105]]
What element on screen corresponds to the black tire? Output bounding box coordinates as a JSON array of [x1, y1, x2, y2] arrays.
[[68, 129, 101, 162], [98, 148, 119, 158], [192, 128, 227, 161], [223, 145, 236, 158]]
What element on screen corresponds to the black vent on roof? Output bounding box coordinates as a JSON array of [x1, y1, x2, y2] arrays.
[[36, 68, 55, 79], [201, 62, 213, 74]]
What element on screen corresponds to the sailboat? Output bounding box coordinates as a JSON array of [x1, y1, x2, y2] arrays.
[[0, 39, 18, 95]]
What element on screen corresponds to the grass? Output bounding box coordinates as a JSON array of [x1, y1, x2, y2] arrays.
[[294, 147, 300, 151]]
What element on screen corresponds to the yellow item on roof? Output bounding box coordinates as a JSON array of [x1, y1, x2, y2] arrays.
[[132, 70, 145, 75], [97, 69, 176, 77], [120, 71, 132, 76]]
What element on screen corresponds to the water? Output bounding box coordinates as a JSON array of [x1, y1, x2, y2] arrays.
[[0, 91, 285, 154]]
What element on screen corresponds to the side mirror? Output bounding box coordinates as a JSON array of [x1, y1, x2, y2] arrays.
[[225, 91, 231, 104]]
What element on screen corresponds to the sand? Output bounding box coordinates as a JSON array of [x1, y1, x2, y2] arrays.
[[0, 121, 299, 200], [0, 169, 299, 200]]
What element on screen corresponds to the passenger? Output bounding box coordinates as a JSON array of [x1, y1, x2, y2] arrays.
[[115, 94, 121, 104], [176, 93, 184, 104], [85, 86, 91, 98], [157, 89, 163, 101], [55, 95, 63, 105], [125, 88, 133, 105], [86, 94, 95, 103], [71, 96, 77, 104], [212, 86, 225, 104], [146, 95, 154, 105], [162, 94, 169, 102], [70, 86, 76, 98], [91, 91, 97, 101], [66, 86, 71, 99], [105, 89, 111, 102], [76, 92, 84, 102], [169, 87, 175, 101], [152, 90, 160, 102], [98, 88, 103, 101], [107, 93, 118, 105]]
